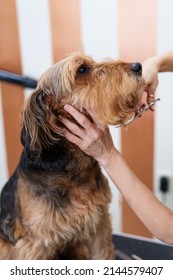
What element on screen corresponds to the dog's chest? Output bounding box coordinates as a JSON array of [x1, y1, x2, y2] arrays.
[[20, 147, 111, 245], [26, 174, 110, 246]]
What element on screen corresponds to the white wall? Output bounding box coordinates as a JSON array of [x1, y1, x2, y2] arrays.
[[154, 0, 173, 209], [16, 0, 53, 100]]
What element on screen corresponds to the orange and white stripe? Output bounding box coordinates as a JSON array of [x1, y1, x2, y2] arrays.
[[0, 0, 173, 238]]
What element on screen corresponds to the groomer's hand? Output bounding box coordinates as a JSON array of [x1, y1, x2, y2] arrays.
[[142, 56, 159, 108], [60, 105, 115, 166]]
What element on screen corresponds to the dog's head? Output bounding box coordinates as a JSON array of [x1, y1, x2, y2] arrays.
[[22, 53, 144, 152]]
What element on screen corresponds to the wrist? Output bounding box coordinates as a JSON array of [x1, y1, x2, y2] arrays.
[[97, 148, 120, 169], [156, 54, 169, 72], [151, 55, 161, 72]]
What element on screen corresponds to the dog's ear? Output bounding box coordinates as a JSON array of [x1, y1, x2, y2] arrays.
[[21, 87, 63, 154]]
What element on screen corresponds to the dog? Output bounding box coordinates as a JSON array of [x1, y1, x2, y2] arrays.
[[0, 53, 144, 259]]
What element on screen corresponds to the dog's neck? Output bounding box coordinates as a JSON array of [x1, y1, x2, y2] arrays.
[[20, 124, 97, 174], [58, 106, 94, 129]]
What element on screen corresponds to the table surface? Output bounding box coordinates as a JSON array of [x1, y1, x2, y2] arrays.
[[113, 233, 173, 260]]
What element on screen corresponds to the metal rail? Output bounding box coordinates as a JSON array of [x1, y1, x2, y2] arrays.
[[0, 70, 37, 89]]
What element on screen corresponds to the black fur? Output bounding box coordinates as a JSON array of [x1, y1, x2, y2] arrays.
[[0, 125, 99, 244], [0, 169, 18, 243]]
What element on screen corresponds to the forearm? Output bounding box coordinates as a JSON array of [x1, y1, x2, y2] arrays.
[[100, 149, 173, 244], [156, 50, 173, 72], [61, 104, 173, 243]]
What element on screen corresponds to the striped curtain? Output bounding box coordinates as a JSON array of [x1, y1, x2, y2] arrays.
[[0, 0, 173, 238]]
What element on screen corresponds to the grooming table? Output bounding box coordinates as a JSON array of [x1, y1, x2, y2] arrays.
[[113, 233, 173, 260]]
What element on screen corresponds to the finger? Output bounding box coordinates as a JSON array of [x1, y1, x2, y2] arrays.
[[85, 108, 107, 130], [147, 93, 155, 103], [62, 127, 83, 147], [64, 104, 93, 130], [60, 116, 86, 139], [147, 92, 156, 111]]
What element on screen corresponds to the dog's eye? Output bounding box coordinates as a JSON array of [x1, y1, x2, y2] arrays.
[[77, 65, 89, 75]]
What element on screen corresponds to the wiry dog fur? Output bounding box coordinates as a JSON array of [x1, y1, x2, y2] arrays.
[[0, 53, 144, 259]]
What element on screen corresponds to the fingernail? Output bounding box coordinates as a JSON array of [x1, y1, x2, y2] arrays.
[[64, 104, 70, 111]]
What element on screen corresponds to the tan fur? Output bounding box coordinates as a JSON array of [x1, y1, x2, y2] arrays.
[[0, 53, 144, 259]]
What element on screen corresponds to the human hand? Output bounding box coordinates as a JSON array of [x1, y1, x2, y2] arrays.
[[142, 56, 159, 109], [60, 105, 116, 166]]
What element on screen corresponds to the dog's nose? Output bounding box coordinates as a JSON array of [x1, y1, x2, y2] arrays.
[[130, 62, 142, 76]]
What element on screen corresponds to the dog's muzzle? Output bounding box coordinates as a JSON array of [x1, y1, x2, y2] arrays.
[[115, 98, 160, 128]]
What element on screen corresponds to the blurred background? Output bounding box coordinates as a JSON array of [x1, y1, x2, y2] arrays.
[[0, 0, 173, 240]]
